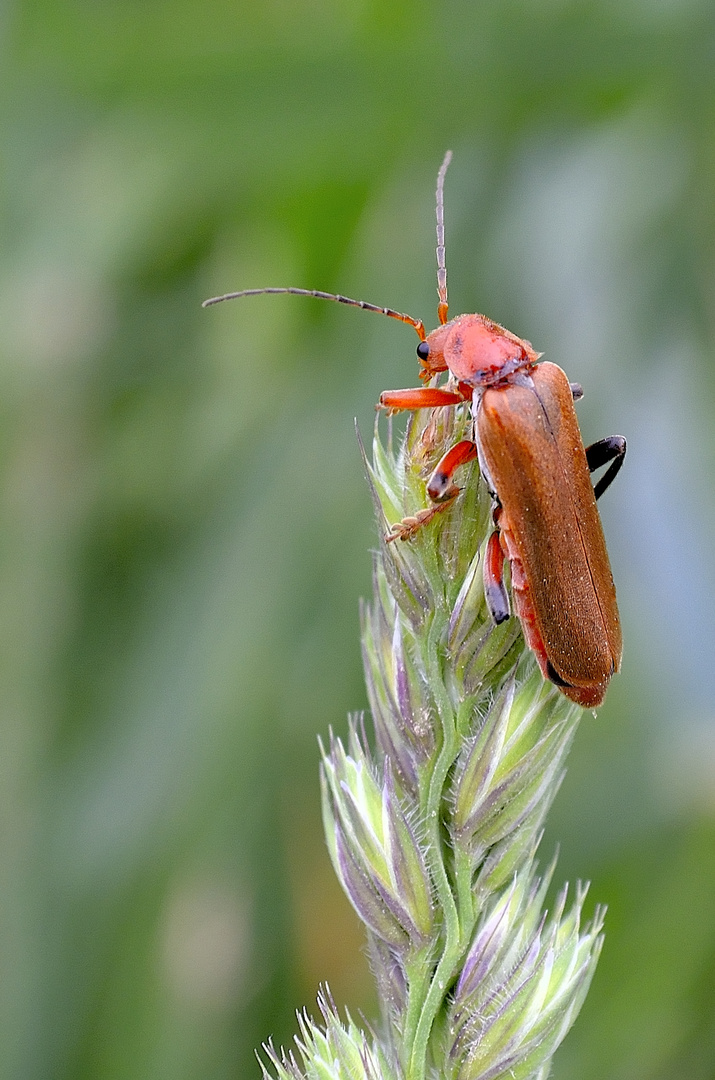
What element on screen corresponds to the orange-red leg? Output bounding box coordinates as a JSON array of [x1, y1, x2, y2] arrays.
[[484, 528, 510, 624], [378, 386, 467, 413], [379, 385, 474, 542], [386, 438, 477, 542], [386, 436, 481, 544], [427, 439, 477, 500]]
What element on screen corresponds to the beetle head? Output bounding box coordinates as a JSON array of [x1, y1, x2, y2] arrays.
[[418, 313, 540, 386]]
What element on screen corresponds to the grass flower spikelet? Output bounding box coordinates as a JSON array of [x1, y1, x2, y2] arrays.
[[271, 400, 605, 1080]]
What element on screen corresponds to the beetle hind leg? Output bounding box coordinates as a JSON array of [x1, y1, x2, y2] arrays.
[[484, 528, 510, 624], [586, 436, 626, 500]]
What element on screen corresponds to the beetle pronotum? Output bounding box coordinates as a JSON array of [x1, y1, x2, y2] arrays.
[[204, 152, 625, 707]]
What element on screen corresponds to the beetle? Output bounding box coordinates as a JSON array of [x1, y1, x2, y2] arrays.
[[203, 152, 625, 708]]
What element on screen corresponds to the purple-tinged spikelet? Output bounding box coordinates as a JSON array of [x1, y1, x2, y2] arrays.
[[269, 400, 604, 1080]]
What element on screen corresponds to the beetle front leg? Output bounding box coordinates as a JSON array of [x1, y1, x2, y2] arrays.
[[378, 386, 466, 413], [585, 436, 627, 500]]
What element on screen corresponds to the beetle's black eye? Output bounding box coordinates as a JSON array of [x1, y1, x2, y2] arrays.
[[416, 341, 430, 360]]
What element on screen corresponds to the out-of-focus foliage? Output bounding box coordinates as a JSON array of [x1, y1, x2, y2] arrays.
[[2, 2, 715, 1079]]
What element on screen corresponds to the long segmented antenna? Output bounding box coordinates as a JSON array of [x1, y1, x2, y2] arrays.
[[436, 150, 452, 325], [202, 287, 426, 340]]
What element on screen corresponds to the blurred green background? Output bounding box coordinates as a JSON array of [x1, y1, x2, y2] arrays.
[[3, 1, 715, 1078]]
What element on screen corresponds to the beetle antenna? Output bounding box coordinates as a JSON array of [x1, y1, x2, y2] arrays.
[[202, 286, 426, 340], [436, 150, 452, 325]]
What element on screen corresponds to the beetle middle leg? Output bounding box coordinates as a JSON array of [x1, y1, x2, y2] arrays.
[[585, 436, 627, 500], [426, 439, 477, 499], [386, 438, 477, 542]]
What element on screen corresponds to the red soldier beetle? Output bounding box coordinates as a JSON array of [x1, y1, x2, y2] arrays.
[[203, 152, 625, 708]]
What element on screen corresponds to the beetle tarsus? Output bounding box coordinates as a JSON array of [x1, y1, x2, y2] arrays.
[[385, 487, 460, 542]]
